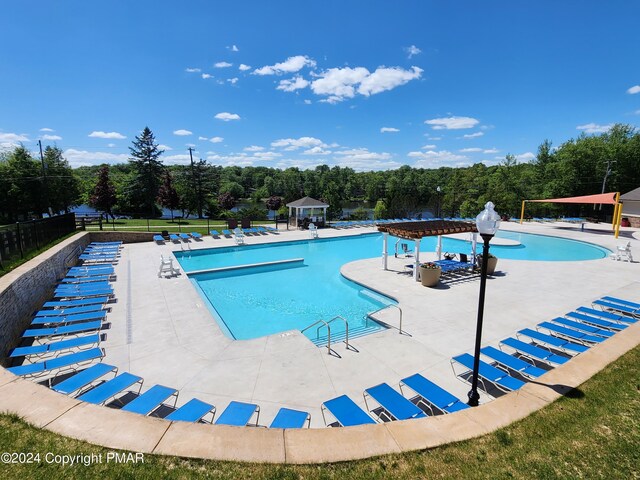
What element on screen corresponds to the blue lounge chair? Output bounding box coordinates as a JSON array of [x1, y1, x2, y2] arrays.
[[601, 296, 640, 309], [53, 288, 113, 299], [36, 304, 105, 317], [78, 255, 117, 263], [77, 372, 143, 405], [68, 266, 115, 276], [179, 233, 190, 241], [255, 226, 268, 235], [265, 226, 278, 233], [153, 235, 165, 243], [269, 408, 311, 429], [537, 322, 606, 345], [593, 299, 639, 317], [399, 373, 469, 414], [6, 347, 104, 378], [363, 383, 427, 421], [451, 353, 526, 393], [517, 328, 589, 354], [22, 320, 103, 339], [576, 306, 636, 324], [165, 398, 216, 423], [499, 337, 569, 366], [31, 310, 107, 326], [56, 281, 111, 291], [169, 234, 180, 242], [190, 232, 202, 239], [42, 297, 109, 309], [210, 230, 220, 237], [59, 275, 112, 284], [321, 395, 376, 427], [551, 317, 615, 338], [51, 363, 118, 396], [565, 311, 627, 331], [221, 229, 232, 237], [480, 346, 547, 379], [121, 385, 178, 416], [214, 401, 260, 426], [9, 333, 101, 358]]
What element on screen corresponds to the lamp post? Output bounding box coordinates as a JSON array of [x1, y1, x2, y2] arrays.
[[436, 186, 442, 218], [468, 201, 501, 407]]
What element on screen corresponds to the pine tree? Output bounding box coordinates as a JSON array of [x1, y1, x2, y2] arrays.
[[126, 127, 164, 216], [90, 165, 117, 220], [157, 170, 180, 221]]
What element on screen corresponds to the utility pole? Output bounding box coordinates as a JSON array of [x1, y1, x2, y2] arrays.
[[599, 159, 616, 211], [187, 147, 202, 218], [38, 140, 52, 217]]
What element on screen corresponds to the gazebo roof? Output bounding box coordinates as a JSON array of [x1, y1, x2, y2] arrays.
[[377, 220, 477, 240], [621, 187, 640, 201], [286, 196, 329, 208]]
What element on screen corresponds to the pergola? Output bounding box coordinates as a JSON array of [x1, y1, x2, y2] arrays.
[[286, 196, 329, 229], [377, 220, 479, 282]]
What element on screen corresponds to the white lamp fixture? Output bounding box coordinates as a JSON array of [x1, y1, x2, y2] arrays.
[[475, 201, 501, 236]]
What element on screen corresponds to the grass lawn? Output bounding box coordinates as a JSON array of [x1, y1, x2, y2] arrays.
[[0, 345, 638, 479]]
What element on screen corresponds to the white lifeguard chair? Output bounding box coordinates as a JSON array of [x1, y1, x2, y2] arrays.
[[158, 254, 180, 278], [309, 222, 319, 239], [612, 241, 633, 262]]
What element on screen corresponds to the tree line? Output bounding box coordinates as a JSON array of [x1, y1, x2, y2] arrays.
[[1, 124, 639, 224]]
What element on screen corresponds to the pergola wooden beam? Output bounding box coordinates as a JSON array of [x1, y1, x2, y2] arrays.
[[377, 220, 478, 240]]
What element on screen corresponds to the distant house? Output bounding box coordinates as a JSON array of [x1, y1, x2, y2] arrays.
[[620, 187, 640, 227]]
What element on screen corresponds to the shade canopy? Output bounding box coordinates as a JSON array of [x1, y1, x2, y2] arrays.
[[285, 196, 329, 208], [377, 220, 478, 240], [526, 192, 618, 205]]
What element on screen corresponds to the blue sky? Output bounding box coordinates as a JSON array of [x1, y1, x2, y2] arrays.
[[1, 1, 639, 170]]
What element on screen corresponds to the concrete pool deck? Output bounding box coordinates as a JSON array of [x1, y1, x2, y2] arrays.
[[1, 220, 639, 462]]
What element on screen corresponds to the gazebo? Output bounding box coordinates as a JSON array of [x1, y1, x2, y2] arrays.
[[378, 220, 479, 282], [286, 196, 329, 229]]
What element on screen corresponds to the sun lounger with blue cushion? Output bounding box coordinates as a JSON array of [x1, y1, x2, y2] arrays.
[[51, 363, 118, 396], [169, 234, 180, 242], [517, 328, 589, 354], [43, 297, 109, 309], [67, 266, 114, 276], [210, 230, 220, 237], [269, 408, 311, 428], [551, 317, 614, 338], [600, 296, 640, 309], [214, 401, 260, 426], [56, 281, 111, 291], [221, 229, 232, 237], [36, 304, 105, 317], [77, 372, 143, 405], [22, 320, 103, 339], [399, 373, 469, 414], [499, 337, 569, 366], [255, 226, 267, 235], [153, 235, 165, 243], [165, 398, 216, 423], [576, 306, 637, 324], [179, 233, 190, 241], [121, 385, 178, 416], [53, 289, 113, 299], [592, 299, 640, 318], [6, 347, 104, 378], [321, 394, 376, 427], [190, 232, 202, 239], [565, 311, 627, 331], [9, 333, 101, 359], [59, 275, 112, 284], [363, 383, 427, 422], [451, 353, 526, 393], [537, 322, 606, 345], [31, 310, 107, 326], [265, 226, 278, 233], [480, 346, 547, 379]]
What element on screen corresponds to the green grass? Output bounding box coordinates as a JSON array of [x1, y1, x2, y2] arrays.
[[0, 232, 78, 279], [0, 345, 638, 479]]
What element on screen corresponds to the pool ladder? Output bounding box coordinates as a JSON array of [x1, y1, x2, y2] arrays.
[[366, 304, 404, 335], [301, 315, 351, 357]]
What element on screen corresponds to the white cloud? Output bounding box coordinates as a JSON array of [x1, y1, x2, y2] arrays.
[[41, 134, 62, 141], [358, 66, 423, 96], [483, 148, 499, 154], [0, 132, 29, 142], [252, 151, 282, 160], [163, 154, 194, 165], [215, 61, 232, 68], [63, 148, 128, 167], [201, 73, 213, 79], [214, 112, 241, 121], [185, 143, 196, 147], [107, 143, 116, 148], [380, 127, 399, 133], [198, 136, 208, 141], [576, 123, 613, 134], [463, 132, 484, 139], [405, 45, 422, 58], [228, 45, 239, 52], [515, 152, 536, 163], [626, 85, 640, 94], [460, 147, 482, 152], [39, 127, 54, 132], [277, 76, 309, 92], [408, 149, 469, 168], [425, 116, 479, 130], [227, 77, 239, 85], [271, 137, 327, 150], [303, 146, 332, 155], [333, 148, 400, 171], [244, 145, 264, 152], [157, 144, 172, 151], [239, 64, 251, 71], [173, 129, 192, 136], [254, 55, 316, 75], [88, 131, 126, 139], [635, 109, 640, 115], [421, 144, 437, 149], [209, 136, 224, 143], [185, 67, 201, 73], [303, 99, 312, 105]]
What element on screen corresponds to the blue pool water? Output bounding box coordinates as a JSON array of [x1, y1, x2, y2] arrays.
[[175, 231, 609, 341]]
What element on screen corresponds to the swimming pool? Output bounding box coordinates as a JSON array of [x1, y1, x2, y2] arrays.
[[175, 231, 609, 341]]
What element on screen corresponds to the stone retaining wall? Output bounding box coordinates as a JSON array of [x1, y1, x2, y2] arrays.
[[88, 231, 154, 243]]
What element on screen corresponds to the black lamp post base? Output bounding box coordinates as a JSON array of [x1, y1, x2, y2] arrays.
[[467, 389, 480, 407]]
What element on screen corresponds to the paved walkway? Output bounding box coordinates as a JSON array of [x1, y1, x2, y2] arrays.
[[98, 221, 640, 428]]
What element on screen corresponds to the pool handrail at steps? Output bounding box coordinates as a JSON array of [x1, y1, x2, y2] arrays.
[[367, 304, 404, 335], [301, 315, 351, 357]]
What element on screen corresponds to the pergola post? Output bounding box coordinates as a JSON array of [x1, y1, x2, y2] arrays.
[[382, 232, 388, 270], [414, 239, 421, 282], [436, 235, 442, 260], [471, 233, 478, 264]]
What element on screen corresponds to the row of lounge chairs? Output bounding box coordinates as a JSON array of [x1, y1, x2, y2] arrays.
[[210, 226, 278, 245], [153, 232, 203, 244], [320, 295, 637, 427], [77, 241, 122, 264]]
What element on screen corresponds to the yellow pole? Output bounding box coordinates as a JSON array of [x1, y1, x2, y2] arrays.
[[612, 192, 620, 231], [614, 201, 623, 239], [520, 201, 526, 224]]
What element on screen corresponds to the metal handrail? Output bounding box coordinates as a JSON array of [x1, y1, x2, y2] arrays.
[[318, 315, 350, 352], [367, 304, 404, 334], [301, 319, 331, 355]]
